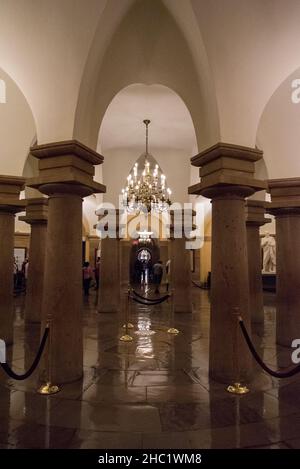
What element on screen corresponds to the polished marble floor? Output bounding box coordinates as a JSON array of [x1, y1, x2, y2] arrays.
[[1, 286, 300, 449]]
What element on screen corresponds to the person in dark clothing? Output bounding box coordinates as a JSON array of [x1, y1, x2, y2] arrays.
[[140, 260, 148, 285], [134, 258, 141, 284], [152, 260, 163, 294]]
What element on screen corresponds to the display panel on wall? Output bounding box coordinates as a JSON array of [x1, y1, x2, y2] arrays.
[[14, 248, 26, 270]]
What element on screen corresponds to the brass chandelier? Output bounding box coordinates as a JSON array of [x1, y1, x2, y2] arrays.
[[121, 119, 172, 213]]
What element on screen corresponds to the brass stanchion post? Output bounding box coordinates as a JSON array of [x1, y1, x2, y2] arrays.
[[227, 308, 249, 394], [37, 319, 60, 395], [120, 287, 133, 342]]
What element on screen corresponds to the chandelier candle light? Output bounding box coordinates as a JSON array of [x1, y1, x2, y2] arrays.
[[122, 119, 172, 213]]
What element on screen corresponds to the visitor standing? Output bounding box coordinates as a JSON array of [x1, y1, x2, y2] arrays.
[[83, 261, 93, 296], [94, 257, 100, 290], [166, 259, 171, 292], [153, 260, 163, 294]]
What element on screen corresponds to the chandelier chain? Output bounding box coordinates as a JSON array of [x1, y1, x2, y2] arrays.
[[143, 119, 150, 156]]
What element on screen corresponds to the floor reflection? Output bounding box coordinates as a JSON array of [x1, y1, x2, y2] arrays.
[[0, 288, 299, 448]]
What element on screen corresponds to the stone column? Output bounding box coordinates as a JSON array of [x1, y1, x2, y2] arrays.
[[120, 240, 131, 286], [189, 143, 266, 383], [28, 141, 105, 383], [0, 176, 25, 344], [171, 238, 192, 313], [170, 209, 193, 313], [19, 198, 48, 323], [268, 178, 300, 347], [246, 200, 270, 324], [96, 209, 123, 313]]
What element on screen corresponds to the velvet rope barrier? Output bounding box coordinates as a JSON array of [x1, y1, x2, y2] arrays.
[[132, 289, 170, 302], [129, 294, 170, 306], [239, 317, 300, 378], [0, 327, 49, 380]]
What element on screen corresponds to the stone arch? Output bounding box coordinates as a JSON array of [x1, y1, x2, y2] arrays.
[[0, 79, 6, 103], [73, 0, 220, 151], [0, 67, 36, 176], [98, 83, 198, 207], [256, 66, 300, 179]]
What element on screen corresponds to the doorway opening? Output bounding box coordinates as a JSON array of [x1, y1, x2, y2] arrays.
[[130, 239, 160, 286]]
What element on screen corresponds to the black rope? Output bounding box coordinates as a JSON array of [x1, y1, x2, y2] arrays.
[[239, 318, 300, 378], [129, 294, 170, 306], [0, 327, 49, 380], [132, 289, 170, 303]]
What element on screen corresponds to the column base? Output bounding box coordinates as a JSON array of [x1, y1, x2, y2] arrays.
[[276, 322, 299, 348], [173, 303, 192, 314], [97, 305, 120, 313], [209, 366, 253, 385], [39, 364, 84, 387], [25, 318, 42, 325], [251, 314, 264, 324]]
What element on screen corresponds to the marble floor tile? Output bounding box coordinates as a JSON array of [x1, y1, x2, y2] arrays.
[[146, 384, 210, 403], [142, 431, 191, 449], [82, 383, 147, 403], [35, 399, 162, 433], [2, 289, 300, 448], [69, 429, 142, 449]]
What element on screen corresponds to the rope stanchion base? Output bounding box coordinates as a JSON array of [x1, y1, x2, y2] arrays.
[[226, 382, 249, 395], [122, 323, 134, 329], [37, 382, 60, 395], [167, 327, 180, 335], [119, 334, 133, 342]]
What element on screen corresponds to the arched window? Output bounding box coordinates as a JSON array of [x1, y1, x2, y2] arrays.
[[0, 79, 6, 103]]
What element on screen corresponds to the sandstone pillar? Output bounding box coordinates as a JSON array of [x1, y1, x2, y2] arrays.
[[189, 143, 266, 383], [120, 240, 130, 286], [19, 198, 48, 323], [0, 176, 25, 344], [246, 200, 270, 323], [268, 178, 300, 347], [28, 141, 105, 383], [170, 209, 193, 313], [96, 209, 123, 313]]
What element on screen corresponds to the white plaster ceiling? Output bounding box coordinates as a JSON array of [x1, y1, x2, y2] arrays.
[[98, 84, 197, 155]]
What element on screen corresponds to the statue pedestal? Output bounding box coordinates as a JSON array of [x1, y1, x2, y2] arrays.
[[262, 272, 276, 292]]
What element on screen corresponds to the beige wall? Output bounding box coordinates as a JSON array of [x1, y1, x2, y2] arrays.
[[199, 237, 211, 283], [192, 249, 200, 281], [14, 232, 30, 253], [87, 236, 100, 267]]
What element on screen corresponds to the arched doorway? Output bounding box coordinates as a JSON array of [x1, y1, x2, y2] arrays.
[[129, 238, 160, 285]]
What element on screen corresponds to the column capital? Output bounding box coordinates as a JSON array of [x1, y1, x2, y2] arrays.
[[268, 177, 300, 215], [188, 142, 266, 198], [19, 197, 48, 225], [246, 200, 271, 226], [0, 175, 26, 213], [27, 140, 106, 197]]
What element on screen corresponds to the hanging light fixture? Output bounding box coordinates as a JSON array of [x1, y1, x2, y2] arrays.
[[121, 119, 172, 213], [137, 230, 153, 243]]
